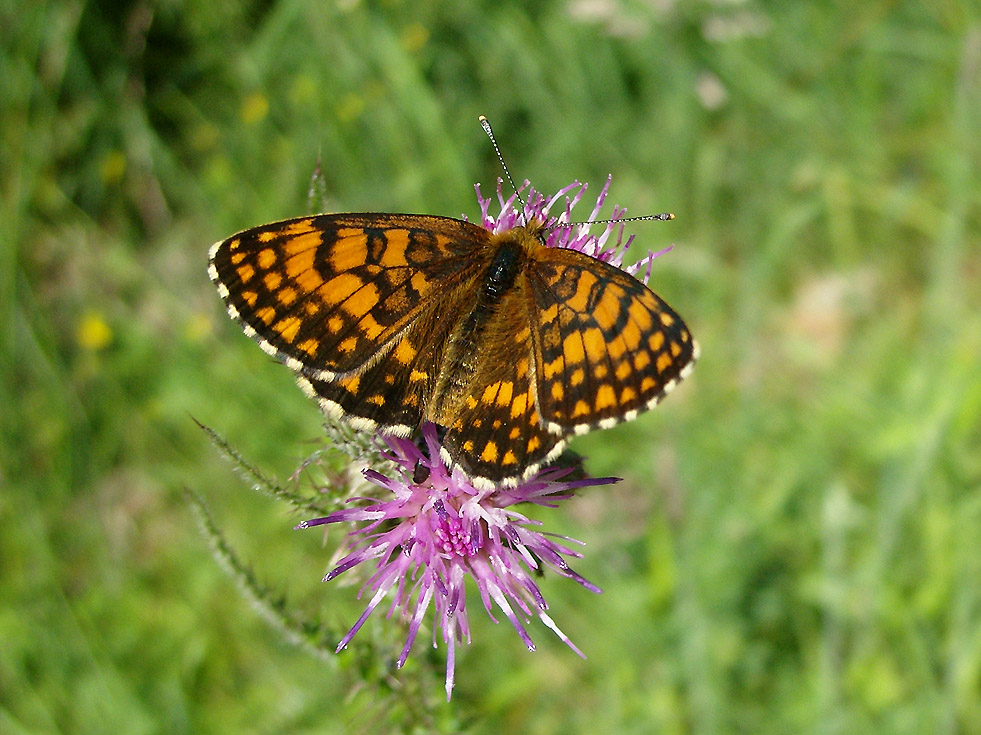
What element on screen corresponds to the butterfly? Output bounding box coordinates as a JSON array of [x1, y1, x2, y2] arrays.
[[208, 208, 697, 488]]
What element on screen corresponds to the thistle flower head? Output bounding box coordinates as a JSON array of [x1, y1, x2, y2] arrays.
[[474, 175, 672, 282], [297, 424, 615, 700]]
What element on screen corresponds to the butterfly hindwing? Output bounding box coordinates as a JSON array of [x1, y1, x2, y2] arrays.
[[298, 280, 477, 434]]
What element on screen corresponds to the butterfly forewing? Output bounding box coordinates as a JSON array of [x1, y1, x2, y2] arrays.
[[209, 214, 486, 377], [528, 248, 697, 435]]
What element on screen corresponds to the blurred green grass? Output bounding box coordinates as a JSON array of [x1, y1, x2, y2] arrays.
[[3, 0, 980, 733]]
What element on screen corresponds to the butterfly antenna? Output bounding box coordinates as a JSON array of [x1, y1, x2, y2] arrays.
[[572, 212, 676, 226], [479, 115, 527, 215], [554, 209, 676, 232]]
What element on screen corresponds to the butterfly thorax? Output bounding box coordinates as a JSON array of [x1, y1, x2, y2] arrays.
[[482, 238, 523, 297]]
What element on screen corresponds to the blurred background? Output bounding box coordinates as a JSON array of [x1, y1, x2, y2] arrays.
[[3, 1, 980, 733]]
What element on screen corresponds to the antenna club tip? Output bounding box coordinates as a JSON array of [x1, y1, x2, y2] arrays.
[[478, 114, 487, 122], [664, 212, 675, 221]]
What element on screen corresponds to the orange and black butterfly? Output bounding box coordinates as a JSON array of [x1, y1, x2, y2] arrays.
[[209, 199, 697, 488]]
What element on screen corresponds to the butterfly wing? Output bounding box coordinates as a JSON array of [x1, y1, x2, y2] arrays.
[[527, 247, 698, 435], [298, 280, 480, 435], [208, 213, 488, 379]]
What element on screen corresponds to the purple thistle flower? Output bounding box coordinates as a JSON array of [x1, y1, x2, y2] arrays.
[[473, 174, 673, 281], [296, 423, 616, 700]]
